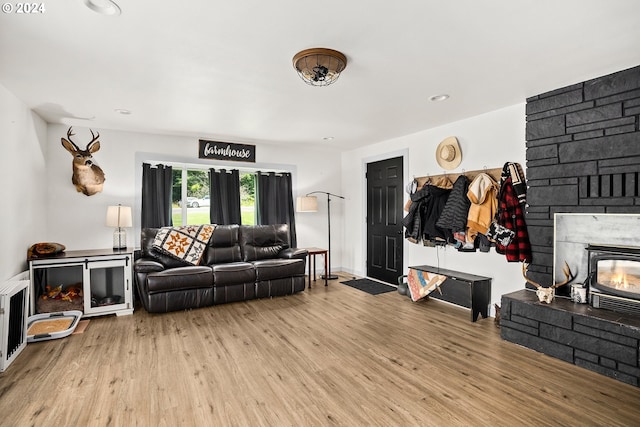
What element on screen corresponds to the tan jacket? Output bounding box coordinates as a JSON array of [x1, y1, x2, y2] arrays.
[[466, 173, 498, 242]]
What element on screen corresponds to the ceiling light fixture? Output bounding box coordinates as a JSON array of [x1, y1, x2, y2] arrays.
[[292, 48, 347, 87], [429, 94, 450, 102], [84, 0, 121, 16], [114, 108, 131, 115]]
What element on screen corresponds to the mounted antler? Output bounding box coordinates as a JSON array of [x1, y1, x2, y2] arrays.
[[65, 127, 80, 150], [522, 262, 575, 303], [88, 129, 100, 145]]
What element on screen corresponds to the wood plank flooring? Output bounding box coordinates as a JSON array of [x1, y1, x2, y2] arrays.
[[2, 274, 640, 426]]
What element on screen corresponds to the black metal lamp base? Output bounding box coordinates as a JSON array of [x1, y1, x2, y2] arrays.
[[322, 274, 339, 280]]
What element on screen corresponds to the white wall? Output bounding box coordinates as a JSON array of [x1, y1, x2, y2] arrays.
[[340, 104, 527, 311], [0, 83, 47, 280], [45, 124, 343, 268], [4, 98, 529, 305]]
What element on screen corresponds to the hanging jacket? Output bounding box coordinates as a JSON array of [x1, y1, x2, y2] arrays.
[[402, 184, 432, 243], [421, 184, 452, 243], [495, 176, 532, 262], [436, 175, 471, 233], [501, 162, 527, 205], [466, 173, 498, 242]]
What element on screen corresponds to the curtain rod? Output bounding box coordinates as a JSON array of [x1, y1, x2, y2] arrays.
[[143, 161, 288, 174]]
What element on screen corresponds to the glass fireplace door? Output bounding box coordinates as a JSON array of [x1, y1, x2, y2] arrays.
[[594, 258, 640, 299]]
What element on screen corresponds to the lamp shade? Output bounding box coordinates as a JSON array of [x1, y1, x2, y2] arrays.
[[106, 205, 133, 227], [296, 196, 318, 212]]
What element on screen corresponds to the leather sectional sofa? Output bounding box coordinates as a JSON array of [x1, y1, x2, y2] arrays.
[[134, 224, 308, 313]]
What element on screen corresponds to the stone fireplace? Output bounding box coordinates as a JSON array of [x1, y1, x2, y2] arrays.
[[503, 213, 640, 387], [524, 64, 640, 292], [501, 64, 640, 387], [553, 213, 640, 307]]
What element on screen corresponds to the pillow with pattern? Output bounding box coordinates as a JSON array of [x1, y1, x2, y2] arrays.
[[152, 224, 215, 266]]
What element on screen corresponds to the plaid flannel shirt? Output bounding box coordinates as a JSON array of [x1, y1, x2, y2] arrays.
[[495, 177, 532, 262]]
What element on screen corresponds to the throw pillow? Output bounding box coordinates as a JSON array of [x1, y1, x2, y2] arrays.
[[152, 224, 215, 265]]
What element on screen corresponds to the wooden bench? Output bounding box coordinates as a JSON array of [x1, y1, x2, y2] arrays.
[[406, 265, 491, 322]]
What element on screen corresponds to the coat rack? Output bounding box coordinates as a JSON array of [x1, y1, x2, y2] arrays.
[[414, 167, 503, 188]]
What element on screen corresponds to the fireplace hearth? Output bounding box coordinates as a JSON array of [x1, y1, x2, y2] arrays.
[[588, 244, 640, 316], [501, 289, 640, 387]]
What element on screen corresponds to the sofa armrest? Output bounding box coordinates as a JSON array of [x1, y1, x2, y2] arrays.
[[278, 248, 308, 260], [134, 258, 166, 273]]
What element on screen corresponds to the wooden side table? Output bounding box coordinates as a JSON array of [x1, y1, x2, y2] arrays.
[[304, 247, 328, 288]]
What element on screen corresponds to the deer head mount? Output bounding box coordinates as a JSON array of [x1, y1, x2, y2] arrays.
[[522, 261, 575, 303], [61, 127, 105, 196]]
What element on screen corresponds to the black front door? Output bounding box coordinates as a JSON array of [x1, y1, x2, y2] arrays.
[[366, 156, 404, 284]]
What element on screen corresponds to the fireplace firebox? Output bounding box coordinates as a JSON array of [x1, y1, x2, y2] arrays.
[[587, 244, 640, 315]]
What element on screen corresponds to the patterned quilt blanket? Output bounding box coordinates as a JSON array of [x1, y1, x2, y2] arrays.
[[407, 268, 446, 302], [153, 224, 215, 265]]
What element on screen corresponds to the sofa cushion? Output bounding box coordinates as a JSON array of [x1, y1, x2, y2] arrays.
[[240, 224, 290, 262], [145, 266, 213, 294], [212, 262, 256, 286], [153, 225, 215, 265], [203, 224, 243, 265], [252, 259, 304, 281]]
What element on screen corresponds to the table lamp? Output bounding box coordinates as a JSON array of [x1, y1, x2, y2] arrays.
[[106, 204, 132, 249]]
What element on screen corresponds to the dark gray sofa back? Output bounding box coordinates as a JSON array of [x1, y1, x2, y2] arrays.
[[240, 224, 290, 262], [140, 224, 292, 265], [203, 224, 242, 265]]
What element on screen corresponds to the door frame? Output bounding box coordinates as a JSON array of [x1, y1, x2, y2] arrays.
[[360, 149, 409, 280]]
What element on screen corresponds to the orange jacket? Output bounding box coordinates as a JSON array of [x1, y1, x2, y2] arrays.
[[466, 173, 498, 242]]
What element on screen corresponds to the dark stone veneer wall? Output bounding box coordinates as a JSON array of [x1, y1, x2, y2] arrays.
[[525, 65, 640, 290]]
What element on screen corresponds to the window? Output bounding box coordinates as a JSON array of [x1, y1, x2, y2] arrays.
[[172, 168, 209, 226], [240, 172, 255, 225], [171, 168, 256, 226]]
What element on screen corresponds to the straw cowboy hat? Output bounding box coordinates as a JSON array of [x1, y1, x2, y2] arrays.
[[436, 136, 462, 170]]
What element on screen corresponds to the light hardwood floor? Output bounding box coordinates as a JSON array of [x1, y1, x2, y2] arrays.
[[2, 274, 640, 427]]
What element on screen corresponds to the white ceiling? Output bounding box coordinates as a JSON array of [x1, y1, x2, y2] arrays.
[[1, 0, 639, 150]]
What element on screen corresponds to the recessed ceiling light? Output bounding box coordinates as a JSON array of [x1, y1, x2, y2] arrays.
[[322, 136, 334, 141], [84, 0, 121, 16], [114, 108, 131, 115], [429, 94, 450, 102]]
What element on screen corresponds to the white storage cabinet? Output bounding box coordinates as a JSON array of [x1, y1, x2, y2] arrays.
[[29, 249, 134, 317]]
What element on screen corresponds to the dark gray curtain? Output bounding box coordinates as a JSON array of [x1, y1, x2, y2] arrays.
[[256, 172, 297, 247], [209, 168, 241, 225], [141, 163, 173, 228]]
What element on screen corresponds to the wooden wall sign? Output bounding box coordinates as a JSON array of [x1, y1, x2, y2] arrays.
[[198, 140, 256, 163]]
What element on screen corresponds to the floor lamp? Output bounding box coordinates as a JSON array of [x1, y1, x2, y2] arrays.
[[296, 191, 344, 280]]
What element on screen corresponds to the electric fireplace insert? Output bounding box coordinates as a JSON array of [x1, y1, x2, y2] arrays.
[[587, 244, 640, 315]]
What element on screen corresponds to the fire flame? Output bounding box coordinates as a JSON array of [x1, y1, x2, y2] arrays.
[[610, 271, 629, 289]]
